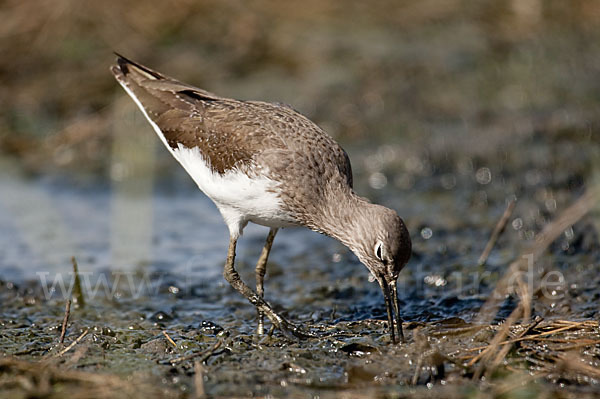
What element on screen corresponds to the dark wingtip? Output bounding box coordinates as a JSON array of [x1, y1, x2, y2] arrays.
[[113, 51, 130, 74], [112, 52, 163, 79]]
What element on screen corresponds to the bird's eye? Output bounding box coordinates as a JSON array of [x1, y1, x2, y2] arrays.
[[374, 241, 384, 261]]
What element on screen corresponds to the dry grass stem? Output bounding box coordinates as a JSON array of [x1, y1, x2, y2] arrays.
[[194, 361, 206, 399], [54, 328, 89, 358], [556, 353, 600, 379], [476, 188, 600, 325], [162, 331, 177, 349], [59, 299, 71, 344], [478, 198, 516, 266], [470, 304, 523, 378], [463, 319, 596, 354], [483, 315, 542, 379], [71, 256, 85, 308]]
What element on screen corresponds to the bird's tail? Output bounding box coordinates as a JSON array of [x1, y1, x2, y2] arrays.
[[110, 52, 168, 85]]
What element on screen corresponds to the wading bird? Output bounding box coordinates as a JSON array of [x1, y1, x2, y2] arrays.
[[111, 54, 411, 343]]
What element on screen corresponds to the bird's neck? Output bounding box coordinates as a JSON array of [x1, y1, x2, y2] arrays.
[[309, 187, 374, 254]]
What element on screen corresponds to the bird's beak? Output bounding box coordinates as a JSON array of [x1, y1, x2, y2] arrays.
[[379, 278, 404, 344]]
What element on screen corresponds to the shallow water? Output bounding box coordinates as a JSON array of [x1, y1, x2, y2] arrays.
[[0, 157, 502, 329], [2, 125, 599, 319]]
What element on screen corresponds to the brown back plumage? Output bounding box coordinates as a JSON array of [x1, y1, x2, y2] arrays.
[[110, 54, 353, 186]]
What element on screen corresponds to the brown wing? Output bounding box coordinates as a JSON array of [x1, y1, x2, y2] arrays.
[[111, 54, 352, 186], [111, 54, 269, 174]]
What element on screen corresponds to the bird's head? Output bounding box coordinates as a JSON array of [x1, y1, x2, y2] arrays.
[[348, 205, 411, 343]]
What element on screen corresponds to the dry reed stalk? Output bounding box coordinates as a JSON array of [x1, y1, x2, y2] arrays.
[[162, 331, 177, 349], [429, 325, 488, 337], [54, 328, 89, 358], [470, 303, 523, 378], [465, 186, 599, 380], [71, 256, 85, 308], [483, 316, 542, 379], [463, 319, 590, 355], [469, 264, 535, 378], [59, 299, 71, 344], [478, 198, 516, 267], [194, 361, 206, 399], [555, 353, 600, 379], [476, 188, 599, 325]]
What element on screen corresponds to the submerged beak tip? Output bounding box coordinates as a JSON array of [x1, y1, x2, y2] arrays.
[[380, 278, 404, 345]]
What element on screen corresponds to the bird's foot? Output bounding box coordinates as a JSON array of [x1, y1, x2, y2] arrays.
[[260, 310, 319, 340], [278, 318, 319, 340]]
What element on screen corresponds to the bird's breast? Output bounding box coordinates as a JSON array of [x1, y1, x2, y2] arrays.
[[172, 145, 297, 232]]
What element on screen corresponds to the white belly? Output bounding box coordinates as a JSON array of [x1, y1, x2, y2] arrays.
[[118, 79, 295, 237], [173, 145, 296, 237]]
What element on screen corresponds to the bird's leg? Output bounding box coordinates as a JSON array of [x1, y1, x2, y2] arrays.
[[255, 228, 278, 335], [223, 235, 315, 339]]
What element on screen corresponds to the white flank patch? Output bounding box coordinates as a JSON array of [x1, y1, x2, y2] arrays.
[[116, 78, 295, 237], [173, 145, 294, 236]]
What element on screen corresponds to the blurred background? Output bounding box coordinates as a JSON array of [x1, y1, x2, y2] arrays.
[[1, 0, 599, 309], [2, 0, 599, 172]]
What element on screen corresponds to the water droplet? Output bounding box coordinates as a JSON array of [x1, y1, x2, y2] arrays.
[[475, 167, 492, 185], [512, 218, 523, 230], [150, 311, 173, 322], [424, 274, 446, 286], [421, 227, 433, 240], [368, 172, 387, 190]]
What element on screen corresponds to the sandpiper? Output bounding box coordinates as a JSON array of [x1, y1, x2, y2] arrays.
[[111, 54, 411, 343]]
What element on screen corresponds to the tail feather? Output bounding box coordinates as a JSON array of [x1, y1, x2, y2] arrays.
[[110, 53, 175, 118], [110, 53, 222, 102], [113, 52, 165, 80]]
